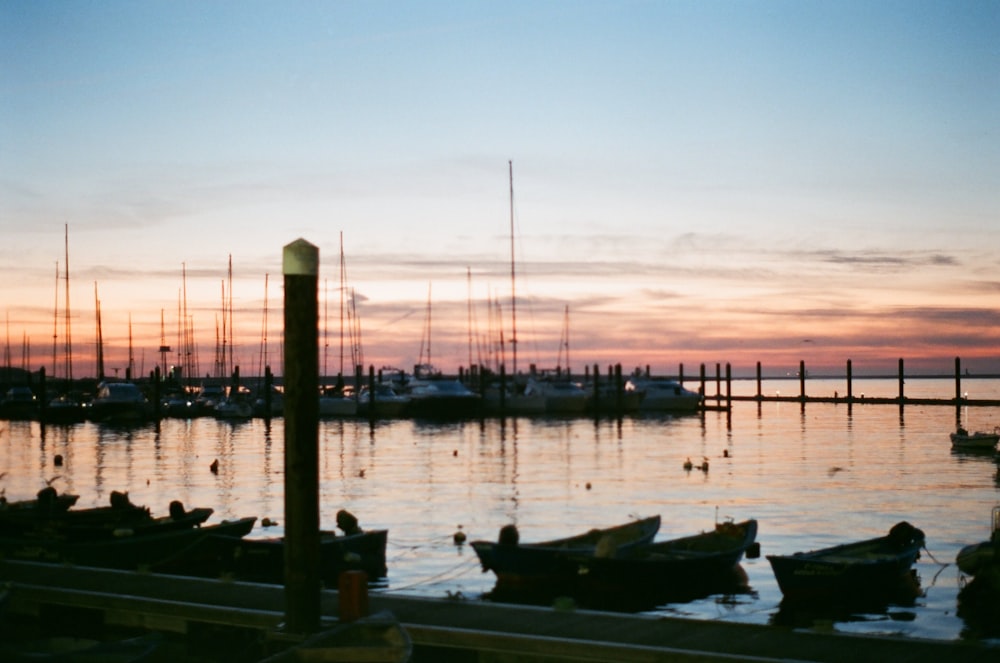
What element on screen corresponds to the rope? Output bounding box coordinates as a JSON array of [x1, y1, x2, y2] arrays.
[[922, 544, 949, 567], [379, 557, 481, 593]]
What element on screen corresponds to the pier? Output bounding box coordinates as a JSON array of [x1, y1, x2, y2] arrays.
[[1, 560, 995, 663]]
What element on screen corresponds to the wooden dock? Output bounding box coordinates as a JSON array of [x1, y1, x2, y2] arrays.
[[1, 560, 995, 662]]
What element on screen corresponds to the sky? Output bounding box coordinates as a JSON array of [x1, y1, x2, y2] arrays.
[[1, 0, 998, 382]]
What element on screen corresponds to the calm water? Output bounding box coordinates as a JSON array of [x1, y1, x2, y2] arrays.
[[3, 378, 999, 643]]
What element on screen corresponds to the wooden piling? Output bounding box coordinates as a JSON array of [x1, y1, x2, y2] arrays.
[[846, 359, 853, 401], [799, 360, 806, 400], [282, 239, 321, 634], [725, 363, 732, 408], [898, 358, 905, 401], [755, 362, 762, 400], [955, 356, 962, 401]]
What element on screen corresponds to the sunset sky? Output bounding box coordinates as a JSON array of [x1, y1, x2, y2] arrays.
[[2, 1, 998, 382]]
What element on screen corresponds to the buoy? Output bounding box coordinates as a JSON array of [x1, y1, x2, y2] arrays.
[[700, 458, 710, 472], [585, 481, 592, 490], [453, 526, 467, 544], [53, 454, 63, 467], [683, 457, 693, 471], [209, 459, 219, 474]]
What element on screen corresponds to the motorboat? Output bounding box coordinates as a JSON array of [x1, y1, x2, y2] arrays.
[[0, 386, 39, 421], [950, 427, 1000, 450], [356, 383, 410, 419], [88, 381, 153, 423], [525, 376, 588, 414], [404, 375, 482, 419], [626, 377, 703, 412], [318, 387, 357, 417]]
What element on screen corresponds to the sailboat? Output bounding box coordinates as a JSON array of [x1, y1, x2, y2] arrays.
[[397, 285, 481, 420], [484, 161, 547, 415], [44, 225, 85, 424], [525, 305, 588, 414], [318, 232, 358, 417]]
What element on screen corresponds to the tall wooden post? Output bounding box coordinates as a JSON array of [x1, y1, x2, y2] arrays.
[[725, 363, 732, 409], [846, 359, 853, 401], [898, 358, 905, 402], [283, 239, 320, 634], [755, 362, 762, 400], [955, 356, 962, 402], [799, 360, 806, 401]]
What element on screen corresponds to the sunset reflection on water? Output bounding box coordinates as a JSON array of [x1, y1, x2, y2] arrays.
[[2, 378, 998, 642]]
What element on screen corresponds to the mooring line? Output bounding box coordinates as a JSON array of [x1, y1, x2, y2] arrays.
[[378, 557, 481, 593]]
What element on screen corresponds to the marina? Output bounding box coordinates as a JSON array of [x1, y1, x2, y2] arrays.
[[2, 377, 1000, 651]]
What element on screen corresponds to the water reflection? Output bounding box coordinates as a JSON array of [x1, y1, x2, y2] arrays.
[[1, 389, 999, 642], [770, 571, 923, 630]]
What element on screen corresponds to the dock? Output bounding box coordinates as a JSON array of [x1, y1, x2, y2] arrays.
[[2, 560, 995, 662]]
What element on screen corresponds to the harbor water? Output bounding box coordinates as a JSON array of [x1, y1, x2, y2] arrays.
[[3, 378, 999, 644]]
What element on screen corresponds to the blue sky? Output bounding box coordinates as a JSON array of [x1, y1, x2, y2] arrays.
[[2, 1, 998, 378]]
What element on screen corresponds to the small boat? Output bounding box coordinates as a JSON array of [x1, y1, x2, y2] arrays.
[[0, 488, 79, 517], [42, 392, 87, 424], [525, 376, 588, 414], [950, 427, 1000, 449], [585, 380, 644, 415], [0, 386, 40, 421], [205, 510, 387, 586], [87, 381, 154, 423], [400, 366, 482, 420], [571, 518, 758, 604], [259, 610, 412, 663], [470, 515, 661, 591], [0, 489, 149, 536], [214, 387, 255, 419], [0, 514, 257, 571], [626, 377, 703, 412], [957, 505, 1000, 577], [193, 383, 226, 416], [318, 387, 358, 417], [766, 521, 925, 602], [356, 383, 410, 419], [217, 528, 388, 586]]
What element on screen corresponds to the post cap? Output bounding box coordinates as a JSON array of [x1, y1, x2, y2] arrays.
[[283, 239, 319, 276]]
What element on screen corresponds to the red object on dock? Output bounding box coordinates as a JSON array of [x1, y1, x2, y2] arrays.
[[338, 570, 369, 622]]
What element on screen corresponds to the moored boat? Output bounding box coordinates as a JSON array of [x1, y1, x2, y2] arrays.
[[88, 381, 154, 423], [571, 518, 758, 605], [470, 515, 661, 592], [766, 521, 925, 603], [950, 427, 1000, 450], [957, 505, 1000, 577], [627, 377, 703, 412], [0, 386, 40, 421], [207, 509, 387, 585], [356, 383, 410, 418], [0, 512, 256, 571], [400, 366, 482, 420], [525, 376, 588, 414]]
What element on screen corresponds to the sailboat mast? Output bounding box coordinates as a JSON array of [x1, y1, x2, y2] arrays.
[[52, 261, 59, 380], [509, 160, 517, 378], [94, 282, 104, 381], [64, 224, 73, 382], [339, 231, 345, 379]]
